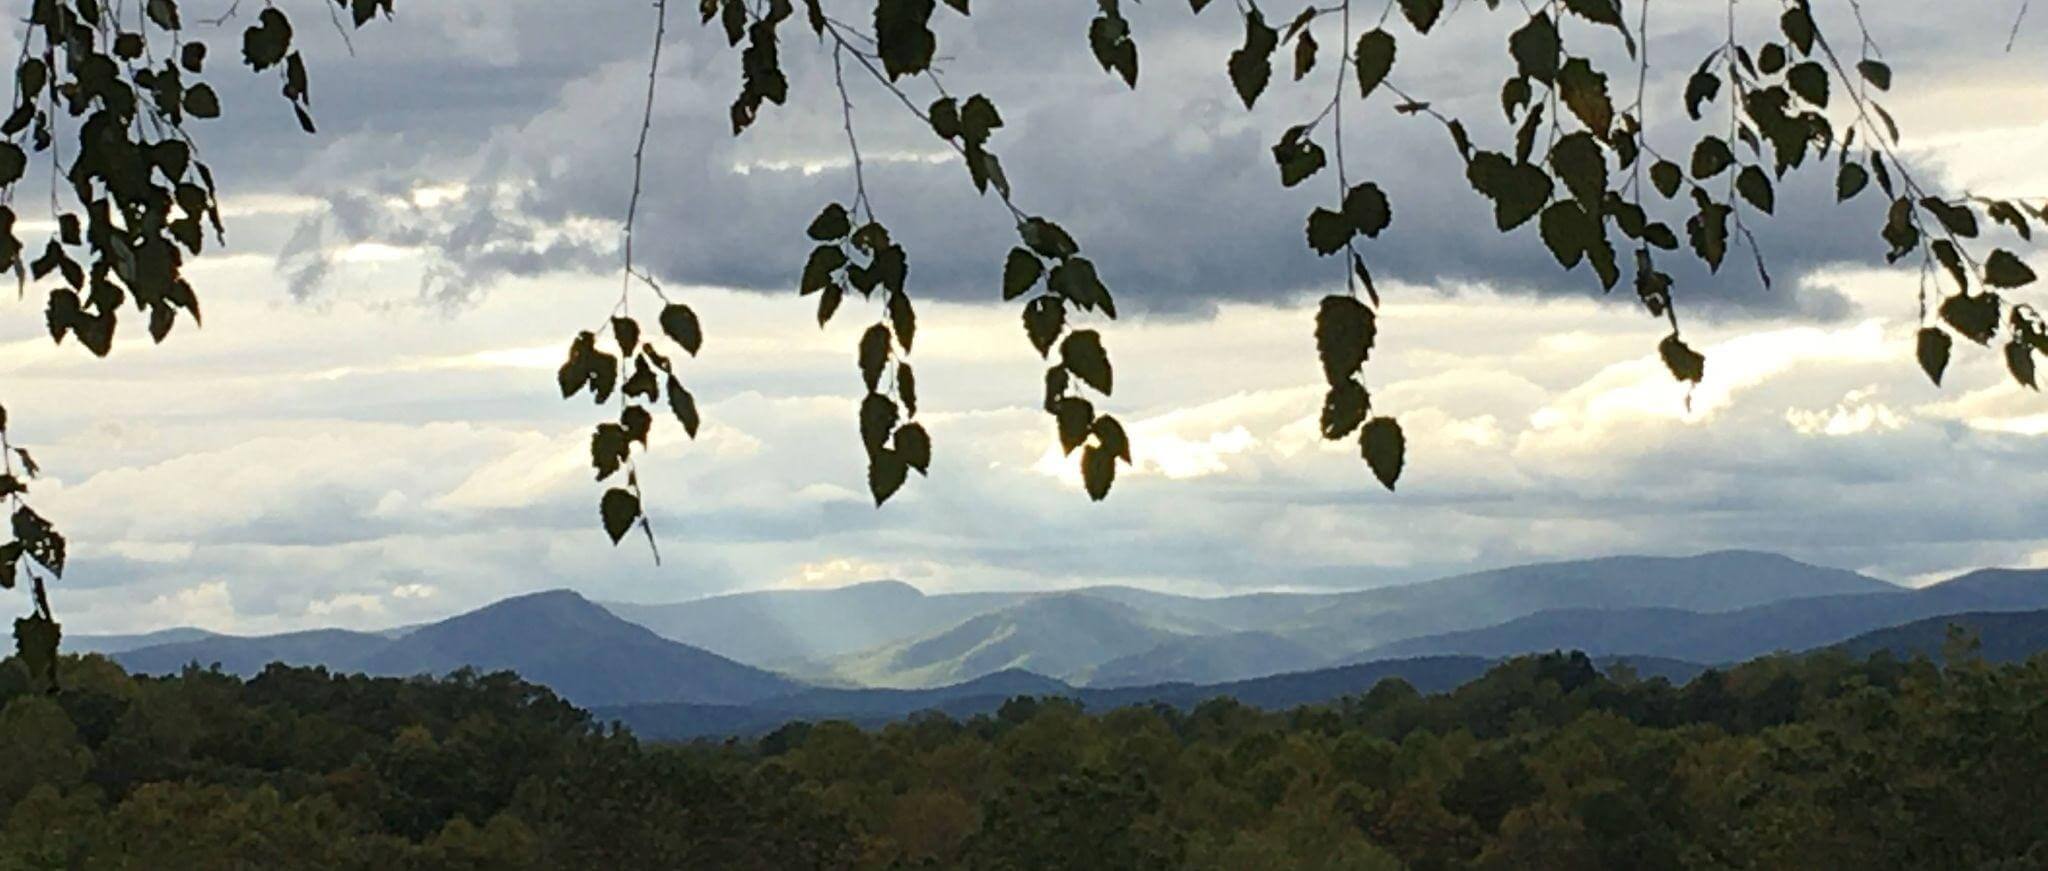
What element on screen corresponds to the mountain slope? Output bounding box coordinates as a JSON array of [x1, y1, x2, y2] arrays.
[[115, 629, 391, 676], [603, 581, 1026, 666], [824, 593, 1206, 688], [71, 627, 220, 655], [597, 656, 1497, 741], [1834, 608, 2048, 663], [357, 590, 803, 707], [1077, 631, 1329, 688], [1359, 568, 2048, 663], [119, 590, 805, 708], [1281, 550, 1900, 654]]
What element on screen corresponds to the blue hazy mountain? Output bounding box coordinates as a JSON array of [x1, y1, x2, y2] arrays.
[[613, 551, 1891, 688], [1357, 568, 2048, 664], [1833, 607, 2048, 663], [596, 655, 1500, 741], [1076, 631, 1328, 688], [113, 628, 391, 676], [602, 580, 1027, 667], [115, 589, 801, 708], [1276, 550, 1899, 654], [818, 593, 1216, 688], [67, 627, 220, 655]]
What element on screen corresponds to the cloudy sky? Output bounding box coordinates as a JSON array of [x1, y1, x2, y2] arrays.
[[4, 0, 2045, 634]]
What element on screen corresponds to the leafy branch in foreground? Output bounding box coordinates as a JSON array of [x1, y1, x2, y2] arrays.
[[0, 404, 62, 691], [4, 1, 2044, 553], [0, 0, 392, 674]]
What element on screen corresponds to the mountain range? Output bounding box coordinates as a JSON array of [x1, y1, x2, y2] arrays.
[[83, 551, 2048, 735], [108, 591, 801, 707]]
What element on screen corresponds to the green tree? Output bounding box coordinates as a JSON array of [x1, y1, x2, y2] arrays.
[[0, 0, 2044, 675]]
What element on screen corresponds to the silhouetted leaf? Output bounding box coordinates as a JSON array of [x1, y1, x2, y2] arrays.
[[1316, 295, 1375, 384], [1736, 166, 1774, 213], [1293, 27, 1316, 81], [1092, 414, 1132, 462], [1939, 293, 2000, 345], [1550, 133, 1605, 208], [1341, 184, 1393, 239], [242, 8, 293, 71], [1916, 327, 1952, 386], [1359, 417, 1404, 490], [1836, 162, 1868, 201], [869, 448, 908, 504], [1650, 160, 1682, 199], [1228, 9, 1278, 109], [1984, 250, 2037, 289], [1688, 198, 1731, 271], [1049, 257, 1112, 314], [1355, 29, 1396, 97], [808, 202, 852, 240], [1054, 396, 1094, 454], [1306, 208, 1352, 255], [591, 424, 630, 481], [1659, 333, 1705, 383], [1321, 378, 1369, 439], [888, 292, 916, 351], [1398, 0, 1443, 34], [1987, 200, 2032, 241], [1691, 137, 1733, 179], [1081, 443, 1117, 501], [1921, 198, 1979, 239], [660, 304, 703, 355], [1857, 59, 1891, 91], [895, 423, 932, 473], [1060, 330, 1113, 394], [1021, 218, 1078, 259], [612, 317, 641, 356], [1557, 58, 1612, 135], [11, 507, 63, 576], [860, 392, 900, 454], [1466, 152, 1550, 231], [874, 0, 939, 79], [2005, 339, 2038, 389], [666, 376, 700, 438], [1787, 62, 1828, 107], [1023, 296, 1065, 357], [859, 324, 891, 391], [1509, 13, 1560, 83], [13, 614, 59, 690], [1003, 248, 1043, 300], [1273, 132, 1326, 187]]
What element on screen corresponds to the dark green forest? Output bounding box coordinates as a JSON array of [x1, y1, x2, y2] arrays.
[[2, 641, 2045, 869]]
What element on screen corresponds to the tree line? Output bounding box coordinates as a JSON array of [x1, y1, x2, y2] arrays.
[[0, 635, 2044, 868]]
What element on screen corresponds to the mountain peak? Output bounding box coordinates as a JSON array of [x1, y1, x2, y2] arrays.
[[834, 579, 924, 597]]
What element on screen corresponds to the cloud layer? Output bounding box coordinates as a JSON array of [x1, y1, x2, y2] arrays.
[[0, 1, 2043, 633]]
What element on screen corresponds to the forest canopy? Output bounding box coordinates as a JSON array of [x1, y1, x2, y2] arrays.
[[2, 640, 2046, 867]]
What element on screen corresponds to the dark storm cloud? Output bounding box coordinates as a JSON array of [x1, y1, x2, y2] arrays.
[[214, 1, 2017, 319]]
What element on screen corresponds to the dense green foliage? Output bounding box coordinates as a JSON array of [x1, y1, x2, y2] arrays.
[[4, 639, 2046, 868]]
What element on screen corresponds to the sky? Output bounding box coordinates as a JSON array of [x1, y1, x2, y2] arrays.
[[3, 0, 2045, 635]]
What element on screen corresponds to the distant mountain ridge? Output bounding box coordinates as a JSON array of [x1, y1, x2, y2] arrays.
[[594, 656, 1501, 741], [113, 590, 800, 708], [99, 550, 2048, 730], [820, 593, 1211, 688], [1834, 607, 2048, 663], [609, 550, 1899, 689], [602, 581, 1027, 667], [68, 627, 220, 655], [1359, 568, 2048, 664]]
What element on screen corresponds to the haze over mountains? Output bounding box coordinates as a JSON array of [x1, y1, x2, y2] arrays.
[[84, 551, 2048, 735]]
